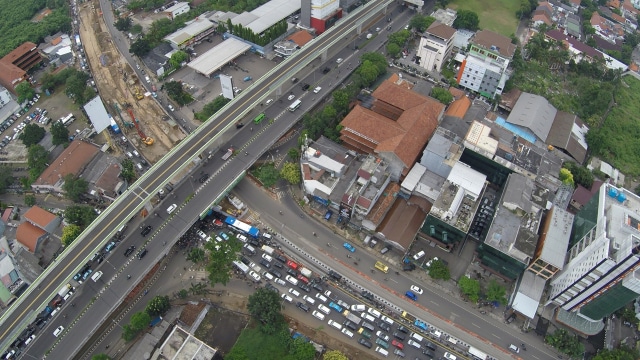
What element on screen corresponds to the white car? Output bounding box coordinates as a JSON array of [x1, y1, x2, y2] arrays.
[[262, 253, 273, 262], [168, 104, 175, 111], [317, 304, 331, 314], [312, 310, 325, 320], [289, 288, 300, 297], [341, 328, 354, 337], [281, 293, 293, 303], [288, 94, 295, 101], [313, 86, 322, 93], [408, 339, 421, 349], [426, 257, 439, 268], [315, 293, 328, 303], [336, 58, 343, 64], [196, 230, 208, 240], [53, 326, 64, 337], [166, 204, 177, 214], [249, 271, 261, 282], [376, 331, 390, 342], [410, 285, 423, 294], [265, 99, 273, 105]]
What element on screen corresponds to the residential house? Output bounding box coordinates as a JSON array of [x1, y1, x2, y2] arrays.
[[545, 29, 604, 63], [31, 140, 100, 194], [16, 206, 60, 253], [416, 21, 456, 72], [164, 2, 190, 20]]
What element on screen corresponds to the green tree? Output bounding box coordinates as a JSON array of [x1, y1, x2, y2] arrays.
[[485, 279, 507, 305], [169, 50, 188, 69], [50, 121, 70, 146], [187, 247, 205, 263], [545, 329, 584, 358], [255, 163, 280, 188], [592, 347, 639, 360], [19, 124, 46, 147], [386, 42, 401, 58], [409, 15, 436, 32], [120, 159, 136, 182], [24, 194, 36, 206], [0, 166, 14, 193], [129, 38, 151, 57], [323, 350, 349, 360], [114, 17, 132, 32], [130, 311, 151, 332], [91, 354, 111, 360], [428, 259, 450, 280], [122, 323, 138, 341], [15, 82, 35, 104], [559, 168, 574, 187], [452, 10, 480, 31], [430, 87, 454, 104], [195, 96, 230, 121], [204, 238, 242, 286], [618, 307, 638, 325], [247, 287, 285, 334], [287, 148, 300, 161], [280, 162, 301, 185], [458, 276, 480, 302], [332, 90, 350, 113], [61, 224, 83, 246], [177, 289, 188, 299], [164, 80, 193, 106], [27, 145, 49, 182], [65, 205, 98, 227], [145, 295, 170, 316], [62, 174, 89, 202], [562, 162, 594, 188], [289, 338, 316, 360]]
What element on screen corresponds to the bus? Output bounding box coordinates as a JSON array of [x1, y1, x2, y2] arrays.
[[253, 113, 266, 124], [288, 99, 302, 112], [60, 113, 75, 127], [374, 261, 389, 273]]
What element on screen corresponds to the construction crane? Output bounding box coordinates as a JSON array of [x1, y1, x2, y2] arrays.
[[126, 107, 154, 145]]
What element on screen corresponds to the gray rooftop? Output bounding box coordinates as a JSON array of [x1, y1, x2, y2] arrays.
[[231, 0, 301, 34], [506, 92, 557, 142], [502, 173, 534, 214], [539, 207, 573, 269], [484, 205, 539, 265]]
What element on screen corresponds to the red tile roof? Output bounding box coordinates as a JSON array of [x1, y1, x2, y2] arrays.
[[0, 61, 26, 91], [287, 31, 314, 47], [16, 222, 46, 252], [448, 87, 465, 100], [2, 42, 38, 65], [340, 75, 445, 172], [427, 21, 456, 40], [33, 140, 100, 187], [444, 96, 471, 118], [24, 206, 57, 229]]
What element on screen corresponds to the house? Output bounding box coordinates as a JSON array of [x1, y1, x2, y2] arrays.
[[339, 74, 445, 179], [545, 29, 603, 63], [456, 30, 516, 99], [164, 17, 215, 49], [0, 42, 42, 94], [23, 206, 61, 234], [273, 31, 314, 58], [31, 140, 100, 194], [416, 21, 456, 72], [164, 2, 190, 20]]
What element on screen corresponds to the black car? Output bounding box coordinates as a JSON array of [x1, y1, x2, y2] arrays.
[[141, 225, 152, 237], [312, 283, 324, 292], [358, 338, 373, 348], [322, 67, 330, 74], [265, 283, 279, 293], [137, 248, 148, 259], [260, 259, 271, 269], [275, 254, 287, 263], [328, 270, 342, 280], [422, 349, 435, 358], [393, 331, 406, 340], [296, 302, 310, 312], [424, 341, 437, 351], [301, 83, 310, 91], [240, 256, 251, 265], [361, 290, 374, 301], [298, 283, 311, 293], [199, 173, 209, 183], [378, 321, 391, 332], [248, 238, 260, 247], [397, 325, 409, 334], [269, 270, 283, 278], [273, 261, 284, 269], [124, 245, 136, 257], [287, 268, 298, 277]]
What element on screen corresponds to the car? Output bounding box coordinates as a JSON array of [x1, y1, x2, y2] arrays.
[[168, 104, 175, 111], [361, 290, 374, 301], [414, 320, 428, 331], [269, 269, 283, 278], [341, 328, 354, 338], [281, 294, 293, 303], [444, 351, 458, 360], [287, 268, 298, 277], [24, 334, 36, 346], [82, 269, 93, 280], [285, 275, 298, 285], [508, 344, 520, 353], [358, 338, 373, 348], [407, 339, 421, 349], [397, 326, 409, 334], [289, 288, 300, 297], [141, 225, 152, 237], [199, 173, 209, 183], [53, 326, 64, 337], [313, 86, 322, 93], [137, 248, 148, 259], [249, 271, 261, 282], [275, 254, 287, 263], [393, 348, 405, 357], [261, 253, 273, 262], [328, 270, 342, 281], [422, 349, 436, 358], [312, 310, 325, 320], [166, 204, 177, 214], [124, 245, 136, 257], [393, 332, 406, 341], [265, 99, 273, 105], [413, 250, 425, 260], [328, 302, 343, 312], [264, 283, 278, 292], [312, 283, 324, 292], [425, 257, 439, 268], [105, 241, 116, 252], [287, 94, 295, 101], [343, 242, 356, 252], [301, 83, 310, 91], [259, 259, 271, 269], [376, 331, 390, 342], [298, 283, 311, 293], [317, 304, 331, 314], [197, 230, 208, 240], [220, 232, 229, 241], [316, 293, 328, 303], [336, 58, 343, 63], [405, 291, 417, 301], [322, 67, 330, 74], [378, 321, 391, 332], [410, 285, 423, 294], [297, 274, 309, 284], [296, 302, 310, 312], [391, 339, 404, 350]]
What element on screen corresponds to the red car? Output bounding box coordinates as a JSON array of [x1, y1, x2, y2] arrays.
[[286, 260, 299, 270], [391, 339, 404, 350], [297, 274, 309, 284]]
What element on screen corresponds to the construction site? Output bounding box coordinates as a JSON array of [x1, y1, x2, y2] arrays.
[[77, 0, 186, 163]]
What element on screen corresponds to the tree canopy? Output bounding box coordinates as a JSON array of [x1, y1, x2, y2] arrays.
[[247, 287, 285, 334], [165, 80, 193, 106], [19, 124, 45, 147], [114, 17, 132, 32], [120, 159, 136, 182], [50, 121, 70, 146], [280, 162, 301, 185], [169, 50, 188, 69], [15, 82, 35, 104], [452, 10, 480, 31], [64, 205, 98, 227], [409, 15, 436, 32], [145, 295, 170, 316], [61, 224, 82, 247], [62, 174, 89, 202], [485, 279, 507, 305], [204, 237, 242, 286], [559, 168, 575, 187], [428, 259, 450, 280], [458, 276, 480, 302], [254, 163, 280, 188], [195, 96, 230, 121], [27, 145, 49, 183], [545, 329, 584, 358], [430, 87, 454, 104], [0, 166, 14, 193], [323, 350, 349, 360], [592, 347, 639, 360]]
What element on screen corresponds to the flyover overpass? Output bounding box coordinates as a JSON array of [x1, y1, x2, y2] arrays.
[[0, 0, 394, 353]]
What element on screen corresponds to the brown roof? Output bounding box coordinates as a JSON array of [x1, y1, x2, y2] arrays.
[[377, 196, 430, 250], [471, 30, 516, 58], [94, 163, 122, 194], [547, 111, 587, 163], [51, 37, 62, 46], [33, 140, 100, 187], [499, 88, 522, 111], [533, 11, 552, 26], [366, 182, 401, 227], [448, 86, 465, 100], [16, 222, 46, 252], [630, 62, 639, 72], [611, 13, 626, 24], [2, 42, 38, 65], [0, 61, 26, 91], [24, 206, 57, 229], [444, 96, 471, 118], [426, 21, 456, 40], [287, 31, 314, 47], [545, 30, 603, 60], [571, 180, 604, 207]]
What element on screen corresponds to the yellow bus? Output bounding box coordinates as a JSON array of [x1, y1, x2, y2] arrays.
[[374, 261, 389, 273]]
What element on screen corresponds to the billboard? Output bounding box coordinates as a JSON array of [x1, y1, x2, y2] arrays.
[[220, 74, 234, 100]]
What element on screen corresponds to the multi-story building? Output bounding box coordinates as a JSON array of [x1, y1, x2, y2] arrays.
[[455, 30, 516, 99], [300, 0, 343, 34], [416, 21, 456, 72], [547, 184, 640, 335], [0, 42, 42, 94]]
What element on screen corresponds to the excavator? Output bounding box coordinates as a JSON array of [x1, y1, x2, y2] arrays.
[[127, 107, 154, 145]]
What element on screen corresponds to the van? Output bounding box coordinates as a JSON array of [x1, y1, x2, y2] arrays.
[[316, 293, 328, 303], [410, 332, 424, 343], [375, 347, 389, 357], [303, 295, 316, 305], [380, 315, 394, 325], [50, 307, 61, 317], [361, 313, 376, 323], [285, 275, 298, 286], [243, 244, 256, 255], [263, 233, 272, 240], [407, 339, 421, 349], [351, 304, 366, 312], [367, 307, 381, 318], [91, 271, 103, 282], [328, 319, 342, 330], [237, 234, 248, 243], [361, 321, 375, 332], [374, 261, 389, 273], [341, 328, 354, 337]]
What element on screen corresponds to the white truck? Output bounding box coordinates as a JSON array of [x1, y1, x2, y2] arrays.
[[300, 267, 312, 278], [57, 284, 72, 298], [222, 148, 233, 160], [233, 261, 249, 274], [261, 245, 275, 255]]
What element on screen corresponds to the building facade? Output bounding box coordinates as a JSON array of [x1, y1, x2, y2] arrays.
[[303, 0, 343, 34], [416, 21, 456, 72]]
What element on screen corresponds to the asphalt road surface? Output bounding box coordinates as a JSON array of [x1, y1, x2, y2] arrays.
[[1, 0, 398, 356]]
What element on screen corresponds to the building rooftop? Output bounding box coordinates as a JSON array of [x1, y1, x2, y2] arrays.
[[430, 8, 457, 26], [546, 111, 588, 164], [16, 223, 46, 253], [426, 21, 457, 40], [539, 207, 574, 269], [464, 120, 498, 157], [419, 128, 460, 179], [512, 271, 547, 319], [444, 96, 471, 118], [231, 0, 301, 34], [164, 17, 214, 46], [286, 30, 314, 47], [471, 30, 516, 58], [188, 38, 251, 77], [33, 140, 100, 187], [378, 196, 430, 251], [23, 206, 57, 229], [506, 92, 557, 142]]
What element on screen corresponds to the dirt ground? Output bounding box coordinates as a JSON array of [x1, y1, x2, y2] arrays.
[[77, 0, 185, 162]]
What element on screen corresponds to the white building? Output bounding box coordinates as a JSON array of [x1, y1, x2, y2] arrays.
[[416, 21, 456, 72], [165, 2, 190, 20]]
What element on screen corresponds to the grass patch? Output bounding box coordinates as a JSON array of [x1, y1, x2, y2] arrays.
[[448, 0, 520, 36], [228, 324, 290, 359]]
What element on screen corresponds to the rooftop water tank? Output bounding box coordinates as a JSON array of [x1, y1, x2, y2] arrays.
[[618, 192, 627, 203], [608, 188, 619, 198]]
